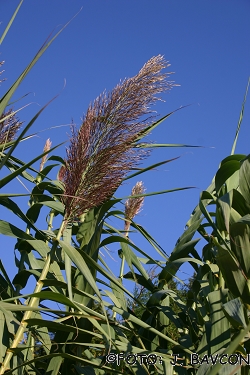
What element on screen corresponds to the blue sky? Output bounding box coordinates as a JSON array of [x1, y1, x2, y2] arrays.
[[1, 0, 250, 285]]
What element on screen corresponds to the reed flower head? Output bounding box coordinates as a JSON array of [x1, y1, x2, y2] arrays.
[[39, 138, 52, 171], [124, 181, 145, 233], [0, 109, 22, 146], [60, 55, 175, 223]]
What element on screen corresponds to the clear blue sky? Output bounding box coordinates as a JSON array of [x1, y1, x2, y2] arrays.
[[1, 0, 250, 285]]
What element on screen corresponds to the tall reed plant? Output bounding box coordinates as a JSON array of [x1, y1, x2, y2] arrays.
[[0, 3, 197, 374]]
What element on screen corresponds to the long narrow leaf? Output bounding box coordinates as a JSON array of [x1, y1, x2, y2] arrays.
[[135, 143, 202, 148], [0, 197, 47, 239], [124, 157, 180, 181], [111, 305, 192, 354], [0, 142, 64, 188], [205, 321, 250, 375], [231, 77, 250, 155], [0, 9, 82, 117], [0, 0, 23, 45], [119, 186, 195, 200], [134, 106, 190, 142], [0, 96, 60, 170]]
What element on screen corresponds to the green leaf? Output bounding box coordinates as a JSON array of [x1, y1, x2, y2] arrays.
[[24, 291, 77, 309], [232, 189, 250, 217], [58, 240, 102, 302], [32, 200, 65, 215], [0, 196, 46, 238], [5, 353, 121, 375], [105, 288, 127, 311], [220, 154, 246, 165], [124, 157, 180, 181], [0, 13, 78, 118], [63, 226, 73, 302], [76, 207, 102, 248], [134, 111, 175, 142], [0, 0, 23, 45], [159, 255, 203, 283], [111, 305, 192, 353], [239, 155, 250, 205], [36, 163, 59, 181], [199, 191, 230, 250], [48, 155, 65, 163], [223, 297, 248, 329], [0, 220, 33, 239], [205, 321, 250, 375], [0, 142, 64, 188], [135, 143, 202, 148], [26, 195, 61, 224], [0, 99, 59, 170], [0, 260, 15, 294], [230, 221, 250, 278], [77, 250, 135, 300], [119, 186, 194, 200], [134, 106, 190, 142], [215, 160, 240, 194], [100, 232, 163, 268], [215, 241, 250, 303], [120, 241, 153, 285], [217, 191, 233, 233], [24, 318, 98, 334], [231, 77, 250, 155], [170, 239, 200, 262], [207, 290, 231, 355], [0, 310, 8, 364], [12, 269, 40, 289], [130, 222, 169, 260]]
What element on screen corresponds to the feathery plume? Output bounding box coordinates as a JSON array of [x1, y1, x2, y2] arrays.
[[61, 55, 175, 223], [124, 181, 145, 233], [0, 109, 22, 146], [39, 138, 52, 171]]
